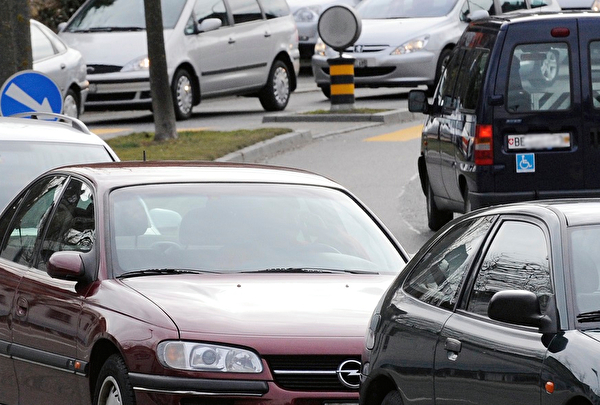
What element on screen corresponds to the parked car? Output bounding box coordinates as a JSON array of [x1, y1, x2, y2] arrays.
[[312, 0, 561, 98], [287, 0, 361, 66], [0, 161, 409, 405], [0, 113, 118, 212], [557, 0, 599, 9], [58, 0, 300, 120], [408, 12, 600, 231], [31, 19, 89, 118], [361, 199, 600, 405]]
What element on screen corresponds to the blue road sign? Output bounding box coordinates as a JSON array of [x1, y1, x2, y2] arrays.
[[516, 153, 535, 173], [0, 70, 63, 117]]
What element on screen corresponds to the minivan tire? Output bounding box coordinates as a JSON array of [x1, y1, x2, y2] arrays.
[[259, 60, 291, 111], [427, 182, 453, 231], [63, 88, 80, 118], [172, 69, 195, 120]]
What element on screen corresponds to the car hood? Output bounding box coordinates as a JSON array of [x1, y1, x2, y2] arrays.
[[354, 17, 446, 46], [287, 0, 359, 12], [123, 272, 394, 337], [60, 30, 173, 67]]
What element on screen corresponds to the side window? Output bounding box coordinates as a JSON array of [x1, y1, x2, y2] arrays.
[[38, 179, 95, 271], [456, 49, 489, 111], [590, 41, 600, 109], [466, 221, 552, 316], [259, 0, 290, 18], [228, 0, 263, 23], [435, 49, 465, 110], [404, 216, 494, 310], [500, 0, 527, 12], [0, 176, 67, 266], [507, 43, 571, 113], [192, 0, 230, 28], [31, 23, 56, 61], [462, 0, 495, 16]]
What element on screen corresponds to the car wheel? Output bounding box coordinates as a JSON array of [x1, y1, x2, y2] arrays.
[[531, 50, 559, 87], [320, 85, 331, 99], [426, 181, 453, 231], [259, 60, 291, 111], [381, 391, 403, 405], [171, 69, 194, 120], [63, 88, 79, 118], [93, 354, 135, 405]]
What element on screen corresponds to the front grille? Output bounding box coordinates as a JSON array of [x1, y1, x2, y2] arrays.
[[321, 67, 396, 77], [344, 45, 388, 53], [88, 64, 123, 74], [87, 92, 137, 102], [265, 355, 360, 392]]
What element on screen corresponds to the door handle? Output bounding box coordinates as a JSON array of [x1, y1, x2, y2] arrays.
[[60, 63, 66, 70], [264, 31, 271, 37], [228, 37, 236, 44], [445, 337, 462, 361], [15, 296, 29, 318]]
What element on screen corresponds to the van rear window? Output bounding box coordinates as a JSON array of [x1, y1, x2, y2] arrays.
[[590, 42, 600, 109], [507, 43, 571, 113]]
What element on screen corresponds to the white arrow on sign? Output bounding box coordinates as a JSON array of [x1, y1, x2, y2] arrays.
[[5, 83, 53, 113]]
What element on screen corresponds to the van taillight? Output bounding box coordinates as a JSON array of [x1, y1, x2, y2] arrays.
[[475, 124, 493, 166]]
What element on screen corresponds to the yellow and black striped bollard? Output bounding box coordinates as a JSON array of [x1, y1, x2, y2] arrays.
[[328, 57, 356, 111]]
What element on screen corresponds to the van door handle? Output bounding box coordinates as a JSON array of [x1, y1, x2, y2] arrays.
[[15, 296, 29, 318]]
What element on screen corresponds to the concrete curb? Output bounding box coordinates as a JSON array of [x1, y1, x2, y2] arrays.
[[262, 109, 420, 124], [217, 129, 313, 162]]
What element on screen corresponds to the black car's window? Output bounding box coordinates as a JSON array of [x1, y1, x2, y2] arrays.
[[228, 0, 263, 23], [191, 0, 230, 29], [436, 49, 465, 111], [404, 216, 494, 310], [467, 220, 552, 316], [507, 43, 571, 113], [0, 176, 67, 266], [590, 41, 600, 109], [569, 227, 600, 315], [37, 179, 95, 271], [260, 0, 290, 18], [456, 48, 489, 111]]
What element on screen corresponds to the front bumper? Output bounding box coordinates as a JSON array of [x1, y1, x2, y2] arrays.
[[86, 71, 152, 109]]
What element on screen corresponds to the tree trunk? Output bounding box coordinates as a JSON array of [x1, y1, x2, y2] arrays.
[[0, 0, 32, 87], [143, 0, 178, 141]]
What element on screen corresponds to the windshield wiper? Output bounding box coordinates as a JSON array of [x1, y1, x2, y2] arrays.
[[244, 267, 379, 274], [576, 311, 600, 323], [117, 268, 216, 279], [72, 26, 144, 32]]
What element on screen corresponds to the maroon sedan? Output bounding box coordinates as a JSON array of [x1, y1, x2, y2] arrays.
[[0, 161, 408, 405]]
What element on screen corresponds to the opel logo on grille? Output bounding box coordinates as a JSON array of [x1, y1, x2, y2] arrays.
[[337, 359, 361, 389]]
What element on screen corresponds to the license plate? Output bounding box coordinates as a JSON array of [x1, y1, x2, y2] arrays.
[[354, 59, 371, 68], [506, 133, 570, 150]]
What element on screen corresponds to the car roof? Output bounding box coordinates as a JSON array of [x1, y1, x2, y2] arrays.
[[0, 116, 108, 146], [473, 9, 600, 29], [54, 161, 345, 190]]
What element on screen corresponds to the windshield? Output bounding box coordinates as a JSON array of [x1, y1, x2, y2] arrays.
[[109, 183, 406, 277], [570, 226, 600, 320], [65, 0, 187, 32], [357, 0, 458, 18], [0, 141, 114, 212]]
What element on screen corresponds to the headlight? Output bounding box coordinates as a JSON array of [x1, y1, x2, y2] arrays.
[[593, 0, 600, 11], [314, 38, 327, 57], [391, 35, 429, 55], [157, 341, 263, 373], [294, 6, 322, 22], [121, 56, 150, 72]]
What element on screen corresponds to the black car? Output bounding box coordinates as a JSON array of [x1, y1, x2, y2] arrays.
[[361, 199, 600, 405], [409, 12, 600, 231]]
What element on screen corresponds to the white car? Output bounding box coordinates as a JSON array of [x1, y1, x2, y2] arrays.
[[59, 0, 300, 120], [311, 0, 561, 98], [31, 19, 89, 118], [0, 113, 119, 211]]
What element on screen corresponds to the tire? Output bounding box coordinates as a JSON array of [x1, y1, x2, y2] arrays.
[[93, 354, 135, 405], [426, 181, 453, 231], [259, 60, 291, 111], [381, 390, 403, 405], [427, 48, 452, 96], [63, 88, 79, 118], [320, 85, 331, 99], [171, 69, 195, 120]]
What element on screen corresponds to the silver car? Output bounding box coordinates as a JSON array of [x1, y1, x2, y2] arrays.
[[311, 0, 561, 98], [31, 19, 89, 118], [59, 0, 300, 120]]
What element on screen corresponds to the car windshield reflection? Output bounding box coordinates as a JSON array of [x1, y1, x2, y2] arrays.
[[109, 183, 405, 277]]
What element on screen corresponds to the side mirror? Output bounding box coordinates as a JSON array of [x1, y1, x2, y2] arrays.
[[488, 290, 555, 333], [57, 22, 67, 32], [466, 10, 490, 22], [198, 18, 222, 33], [408, 90, 430, 114], [47, 251, 85, 281]]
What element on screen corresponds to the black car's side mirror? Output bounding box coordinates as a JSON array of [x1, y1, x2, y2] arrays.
[[408, 90, 430, 114], [488, 290, 555, 333]]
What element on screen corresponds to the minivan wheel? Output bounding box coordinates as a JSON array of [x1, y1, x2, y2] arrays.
[[259, 60, 290, 111], [320, 85, 331, 99], [62, 88, 80, 118], [381, 390, 403, 405], [427, 182, 453, 231], [93, 354, 135, 405], [172, 69, 194, 120]]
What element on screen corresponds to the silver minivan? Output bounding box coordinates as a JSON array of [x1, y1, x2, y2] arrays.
[[59, 0, 300, 120]]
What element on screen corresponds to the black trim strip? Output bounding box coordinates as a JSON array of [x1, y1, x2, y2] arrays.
[[129, 372, 269, 395], [203, 63, 267, 76], [3, 341, 88, 376], [90, 78, 150, 84]]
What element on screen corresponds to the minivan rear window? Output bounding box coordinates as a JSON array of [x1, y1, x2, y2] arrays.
[[507, 43, 571, 113], [590, 42, 600, 109]]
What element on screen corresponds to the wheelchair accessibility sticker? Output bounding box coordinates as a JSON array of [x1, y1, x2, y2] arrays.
[[516, 153, 535, 173]]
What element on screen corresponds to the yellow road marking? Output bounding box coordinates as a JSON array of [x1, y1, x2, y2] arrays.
[[365, 125, 423, 142]]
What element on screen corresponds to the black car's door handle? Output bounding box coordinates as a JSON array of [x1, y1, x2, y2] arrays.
[[445, 338, 462, 353]]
